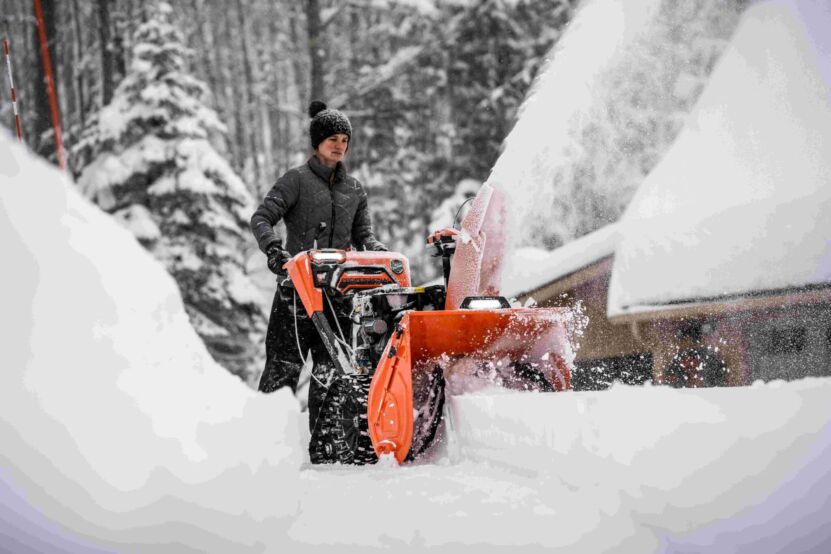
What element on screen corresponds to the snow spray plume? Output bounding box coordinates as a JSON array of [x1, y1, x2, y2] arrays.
[[2, 38, 23, 143], [33, 0, 66, 170]]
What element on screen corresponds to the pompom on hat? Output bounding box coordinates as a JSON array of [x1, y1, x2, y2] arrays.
[[308, 100, 352, 150]]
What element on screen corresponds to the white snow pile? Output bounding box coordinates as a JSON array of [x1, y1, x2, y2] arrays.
[[2, 133, 831, 553], [609, 0, 831, 314], [0, 134, 303, 552], [442, 380, 831, 553]]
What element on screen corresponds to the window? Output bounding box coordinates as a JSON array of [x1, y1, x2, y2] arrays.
[[759, 327, 806, 355], [573, 353, 653, 391]]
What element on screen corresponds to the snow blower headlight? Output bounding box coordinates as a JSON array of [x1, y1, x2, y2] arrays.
[[310, 249, 347, 265], [460, 296, 511, 310]]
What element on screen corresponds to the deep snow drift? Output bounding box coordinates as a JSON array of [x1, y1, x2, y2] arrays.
[[2, 133, 831, 552], [3, 0, 831, 550], [0, 131, 304, 552]]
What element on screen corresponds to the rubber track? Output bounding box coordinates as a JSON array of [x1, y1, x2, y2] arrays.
[[309, 374, 377, 465]]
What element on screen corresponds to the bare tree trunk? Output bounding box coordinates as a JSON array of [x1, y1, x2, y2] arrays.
[[189, 0, 229, 163], [234, 0, 262, 186], [70, 0, 87, 128], [20, 1, 37, 143], [112, 5, 126, 86], [124, 0, 134, 52], [58, 7, 74, 135], [274, 65, 288, 175], [250, 3, 275, 181], [256, 44, 275, 182], [190, 0, 220, 105], [288, 1, 308, 111], [219, 3, 246, 179], [267, 1, 288, 177], [306, 0, 324, 102], [96, 0, 115, 106]]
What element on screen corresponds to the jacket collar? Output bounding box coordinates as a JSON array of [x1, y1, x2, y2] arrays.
[[308, 155, 347, 185]]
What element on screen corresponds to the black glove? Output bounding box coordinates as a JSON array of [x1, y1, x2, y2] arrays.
[[266, 244, 291, 274]]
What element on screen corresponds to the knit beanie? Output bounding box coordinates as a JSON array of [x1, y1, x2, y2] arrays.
[[308, 100, 352, 150]]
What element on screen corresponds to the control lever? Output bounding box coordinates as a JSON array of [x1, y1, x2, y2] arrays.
[[426, 227, 459, 289], [313, 222, 328, 249]]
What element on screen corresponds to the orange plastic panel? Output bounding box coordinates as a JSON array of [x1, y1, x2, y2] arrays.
[[285, 254, 323, 314], [286, 250, 411, 316], [342, 251, 411, 287], [367, 314, 415, 463], [367, 307, 573, 463]]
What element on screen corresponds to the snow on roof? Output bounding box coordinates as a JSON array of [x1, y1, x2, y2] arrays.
[[608, 0, 831, 317], [501, 222, 620, 298]]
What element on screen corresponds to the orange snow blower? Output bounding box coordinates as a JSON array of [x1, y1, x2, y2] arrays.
[[281, 184, 574, 465]]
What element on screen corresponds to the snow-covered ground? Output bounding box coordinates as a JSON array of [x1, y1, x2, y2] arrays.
[[3, 132, 831, 552], [4, 0, 831, 551]]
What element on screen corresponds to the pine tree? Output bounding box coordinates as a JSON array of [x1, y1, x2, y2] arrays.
[[77, 2, 266, 381], [335, 0, 574, 281]]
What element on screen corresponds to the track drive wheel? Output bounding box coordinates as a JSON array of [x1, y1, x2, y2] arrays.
[[309, 373, 378, 465], [512, 362, 556, 392], [407, 365, 446, 460]]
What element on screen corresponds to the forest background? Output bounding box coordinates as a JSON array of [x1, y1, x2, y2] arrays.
[[1, 0, 576, 271], [0, 0, 735, 382]]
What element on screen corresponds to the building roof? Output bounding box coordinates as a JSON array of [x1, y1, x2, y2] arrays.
[[501, 0, 831, 317], [501, 222, 620, 299], [607, 0, 831, 317]]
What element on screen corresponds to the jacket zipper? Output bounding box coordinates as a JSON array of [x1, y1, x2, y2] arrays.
[[328, 174, 336, 247]]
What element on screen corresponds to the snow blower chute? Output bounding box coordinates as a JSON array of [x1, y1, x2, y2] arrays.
[[279, 184, 574, 465]]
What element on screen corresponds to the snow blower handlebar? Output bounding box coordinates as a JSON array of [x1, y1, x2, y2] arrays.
[[427, 228, 458, 290], [426, 184, 507, 310]]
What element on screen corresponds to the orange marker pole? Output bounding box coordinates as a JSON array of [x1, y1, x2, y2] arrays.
[[33, 0, 66, 169]]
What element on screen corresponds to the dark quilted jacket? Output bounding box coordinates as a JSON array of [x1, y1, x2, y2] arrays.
[[250, 156, 385, 255]]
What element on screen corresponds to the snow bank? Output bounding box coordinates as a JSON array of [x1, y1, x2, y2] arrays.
[[609, 0, 831, 315], [444, 379, 831, 552], [3, 70, 831, 552], [0, 134, 303, 552], [280, 378, 831, 553]]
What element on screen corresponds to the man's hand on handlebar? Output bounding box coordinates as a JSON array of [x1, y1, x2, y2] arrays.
[[266, 244, 291, 274], [426, 227, 459, 245], [426, 227, 459, 257]]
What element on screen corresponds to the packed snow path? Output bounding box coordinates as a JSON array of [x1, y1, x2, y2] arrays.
[[4, 0, 831, 548], [2, 135, 830, 553], [291, 382, 831, 553]]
